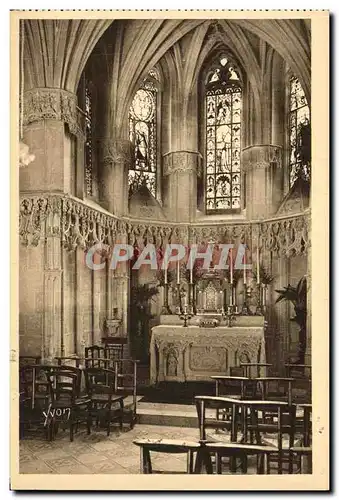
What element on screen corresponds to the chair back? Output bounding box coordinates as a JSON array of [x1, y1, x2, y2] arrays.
[[85, 345, 107, 368], [19, 364, 53, 409], [242, 400, 296, 448], [255, 377, 295, 405], [84, 367, 116, 398], [195, 395, 242, 442], [285, 365, 312, 403], [47, 369, 79, 405], [106, 344, 124, 362]]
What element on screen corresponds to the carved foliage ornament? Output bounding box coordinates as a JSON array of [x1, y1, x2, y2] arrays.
[[163, 152, 202, 177], [19, 194, 310, 257], [100, 140, 134, 166], [242, 145, 282, 172], [23, 88, 85, 139]]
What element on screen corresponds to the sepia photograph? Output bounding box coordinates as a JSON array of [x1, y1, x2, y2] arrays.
[[10, 10, 329, 491]]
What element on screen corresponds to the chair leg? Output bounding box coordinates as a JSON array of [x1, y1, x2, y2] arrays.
[[278, 450, 283, 474], [70, 419, 74, 442], [107, 409, 111, 437], [119, 400, 124, 431], [187, 451, 194, 474], [194, 449, 203, 474], [142, 448, 152, 474], [216, 453, 222, 474]]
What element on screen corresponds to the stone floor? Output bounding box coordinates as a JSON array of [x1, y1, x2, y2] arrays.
[[20, 424, 205, 474]]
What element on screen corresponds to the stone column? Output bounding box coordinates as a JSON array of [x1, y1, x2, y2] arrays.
[[21, 88, 84, 194], [163, 151, 202, 223], [242, 145, 283, 220], [99, 139, 132, 216], [43, 197, 63, 362], [105, 233, 130, 357]]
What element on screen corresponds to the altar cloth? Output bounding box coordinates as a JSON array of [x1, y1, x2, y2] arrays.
[[150, 324, 265, 385]]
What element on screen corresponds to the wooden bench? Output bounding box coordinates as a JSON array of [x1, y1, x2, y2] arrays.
[[133, 438, 201, 474]]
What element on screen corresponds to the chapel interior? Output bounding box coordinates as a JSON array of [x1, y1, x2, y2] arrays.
[[18, 18, 312, 475]]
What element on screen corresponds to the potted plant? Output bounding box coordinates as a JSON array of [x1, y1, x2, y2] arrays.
[[275, 276, 307, 364]]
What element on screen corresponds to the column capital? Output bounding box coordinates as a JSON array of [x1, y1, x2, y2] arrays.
[[163, 150, 203, 177], [98, 138, 133, 165], [242, 145, 282, 171], [23, 87, 85, 139]]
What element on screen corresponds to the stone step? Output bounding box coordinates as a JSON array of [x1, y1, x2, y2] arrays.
[[136, 401, 214, 428]]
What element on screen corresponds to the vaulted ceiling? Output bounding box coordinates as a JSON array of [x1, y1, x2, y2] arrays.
[[23, 18, 311, 137]]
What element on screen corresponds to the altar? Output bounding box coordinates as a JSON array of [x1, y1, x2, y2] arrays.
[[150, 316, 266, 385]]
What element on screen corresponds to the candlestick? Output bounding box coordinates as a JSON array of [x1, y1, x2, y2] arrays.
[[164, 260, 168, 285], [230, 247, 233, 284], [243, 249, 247, 285], [256, 239, 260, 285], [189, 250, 193, 284]]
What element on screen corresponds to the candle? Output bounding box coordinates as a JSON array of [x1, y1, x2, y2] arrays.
[[230, 247, 233, 284], [164, 255, 168, 284], [190, 251, 193, 284], [243, 248, 247, 285], [177, 259, 180, 285], [184, 294, 188, 307], [256, 242, 260, 285]]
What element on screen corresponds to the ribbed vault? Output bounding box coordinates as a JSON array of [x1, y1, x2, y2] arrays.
[[23, 17, 311, 138]]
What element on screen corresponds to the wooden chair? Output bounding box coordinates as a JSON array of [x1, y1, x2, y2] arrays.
[[53, 361, 83, 396], [114, 358, 138, 428], [199, 442, 278, 474], [289, 403, 312, 473], [46, 368, 91, 442], [106, 344, 124, 362], [19, 364, 51, 438], [55, 356, 81, 368], [254, 377, 295, 405], [84, 345, 107, 369], [240, 363, 272, 378], [285, 364, 312, 404], [133, 439, 201, 474], [84, 367, 124, 436], [241, 399, 296, 474], [211, 375, 257, 402], [194, 395, 243, 473], [194, 396, 277, 474]]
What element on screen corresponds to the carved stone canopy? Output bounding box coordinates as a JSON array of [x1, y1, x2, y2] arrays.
[[19, 193, 310, 258]]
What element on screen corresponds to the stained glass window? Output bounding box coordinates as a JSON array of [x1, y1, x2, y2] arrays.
[[205, 56, 242, 213], [85, 84, 93, 196], [129, 74, 158, 197], [289, 76, 311, 187]]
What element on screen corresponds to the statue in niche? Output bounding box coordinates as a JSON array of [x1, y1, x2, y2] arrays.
[[166, 350, 178, 377]]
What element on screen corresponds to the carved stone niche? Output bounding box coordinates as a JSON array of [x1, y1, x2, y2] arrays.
[[102, 309, 126, 345], [195, 268, 224, 314]]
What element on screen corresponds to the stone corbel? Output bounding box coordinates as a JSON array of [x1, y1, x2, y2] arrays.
[[163, 151, 202, 176], [100, 139, 134, 166], [242, 145, 282, 171], [23, 88, 85, 139]]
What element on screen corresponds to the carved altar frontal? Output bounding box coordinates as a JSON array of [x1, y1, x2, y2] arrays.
[[150, 322, 265, 384]]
